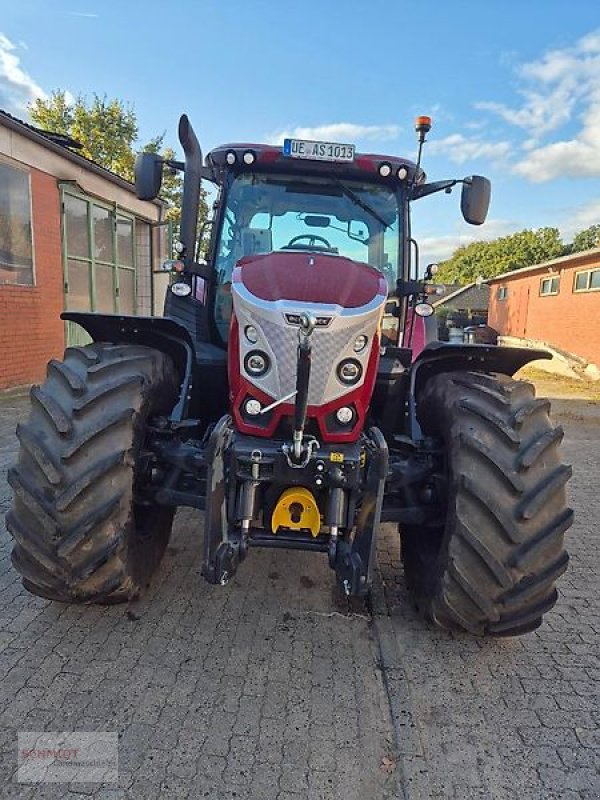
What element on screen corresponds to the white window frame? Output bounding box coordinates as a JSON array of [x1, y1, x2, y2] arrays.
[[573, 267, 600, 293], [539, 274, 560, 296]]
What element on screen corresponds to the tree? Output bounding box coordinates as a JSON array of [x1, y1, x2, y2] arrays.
[[29, 91, 208, 242], [436, 227, 565, 284], [30, 91, 138, 180], [570, 224, 600, 254]]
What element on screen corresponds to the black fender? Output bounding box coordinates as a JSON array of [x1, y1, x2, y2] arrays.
[[406, 341, 551, 438], [62, 312, 195, 421]]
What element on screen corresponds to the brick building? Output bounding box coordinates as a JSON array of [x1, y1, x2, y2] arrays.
[[487, 248, 600, 372], [0, 109, 169, 390]]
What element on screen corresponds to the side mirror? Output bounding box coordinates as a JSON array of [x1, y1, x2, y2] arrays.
[[134, 152, 164, 200], [461, 175, 491, 226]]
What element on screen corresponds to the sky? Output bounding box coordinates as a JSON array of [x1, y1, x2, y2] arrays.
[[2, 0, 600, 268]]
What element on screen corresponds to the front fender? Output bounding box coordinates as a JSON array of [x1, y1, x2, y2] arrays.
[[406, 341, 551, 438], [62, 312, 195, 421]]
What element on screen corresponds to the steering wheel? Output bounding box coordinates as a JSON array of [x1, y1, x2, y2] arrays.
[[282, 234, 333, 250]]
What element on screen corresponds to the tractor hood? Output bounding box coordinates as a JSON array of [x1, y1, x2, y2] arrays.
[[234, 251, 387, 308]]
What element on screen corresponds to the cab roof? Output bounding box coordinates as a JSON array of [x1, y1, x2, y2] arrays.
[[206, 143, 425, 186]]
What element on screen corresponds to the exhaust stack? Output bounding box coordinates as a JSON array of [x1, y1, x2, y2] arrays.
[[178, 114, 203, 263]]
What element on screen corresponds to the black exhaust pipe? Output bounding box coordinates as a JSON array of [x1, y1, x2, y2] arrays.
[[178, 114, 202, 263]]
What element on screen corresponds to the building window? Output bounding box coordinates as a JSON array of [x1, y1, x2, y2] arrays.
[[497, 286, 508, 301], [540, 275, 560, 296], [0, 161, 34, 285], [574, 268, 600, 293]]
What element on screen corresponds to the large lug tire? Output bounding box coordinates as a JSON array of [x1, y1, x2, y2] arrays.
[[401, 371, 573, 636], [7, 343, 179, 603]]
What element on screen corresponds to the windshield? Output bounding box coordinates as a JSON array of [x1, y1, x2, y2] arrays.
[[213, 172, 402, 340]]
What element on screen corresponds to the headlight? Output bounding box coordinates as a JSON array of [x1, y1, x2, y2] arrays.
[[170, 281, 191, 297], [244, 399, 262, 416], [244, 350, 270, 377], [353, 334, 368, 353], [335, 406, 354, 425], [337, 358, 362, 385], [245, 325, 258, 344]]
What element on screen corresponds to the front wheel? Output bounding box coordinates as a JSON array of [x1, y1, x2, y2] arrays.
[[401, 371, 573, 636], [7, 343, 178, 603]]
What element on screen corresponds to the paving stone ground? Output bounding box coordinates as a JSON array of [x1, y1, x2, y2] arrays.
[[0, 390, 598, 799], [0, 392, 396, 800], [377, 398, 600, 800]]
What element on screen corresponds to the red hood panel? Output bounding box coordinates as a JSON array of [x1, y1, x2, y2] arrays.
[[234, 252, 387, 308]]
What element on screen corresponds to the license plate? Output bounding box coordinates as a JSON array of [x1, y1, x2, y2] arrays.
[[283, 138, 355, 163]]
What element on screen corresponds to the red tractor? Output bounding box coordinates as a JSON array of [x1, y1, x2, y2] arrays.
[[7, 115, 572, 635]]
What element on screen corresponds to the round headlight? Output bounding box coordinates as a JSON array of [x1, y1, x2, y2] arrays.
[[397, 166, 409, 180], [244, 350, 270, 377], [353, 334, 368, 353], [171, 281, 192, 297], [245, 325, 258, 344], [414, 302, 435, 318], [243, 150, 256, 165], [378, 162, 392, 177], [335, 406, 354, 425], [337, 358, 362, 385], [245, 399, 262, 416], [226, 150, 237, 165]]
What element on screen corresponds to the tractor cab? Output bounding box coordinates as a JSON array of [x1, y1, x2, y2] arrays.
[[204, 141, 421, 345]]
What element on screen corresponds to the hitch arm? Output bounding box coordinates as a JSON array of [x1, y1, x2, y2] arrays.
[[291, 313, 316, 460], [293, 337, 311, 458]]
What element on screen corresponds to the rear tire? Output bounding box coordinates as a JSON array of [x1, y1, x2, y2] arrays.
[[401, 371, 573, 636], [7, 343, 178, 603]]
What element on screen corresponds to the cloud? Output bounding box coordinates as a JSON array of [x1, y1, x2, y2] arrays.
[[428, 133, 512, 165], [419, 219, 516, 266], [266, 122, 400, 146], [67, 12, 99, 17], [559, 198, 600, 240], [477, 29, 600, 181], [0, 33, 46, 115]]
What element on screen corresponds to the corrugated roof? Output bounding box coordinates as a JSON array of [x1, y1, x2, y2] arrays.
[[486, 247, 600, 283]]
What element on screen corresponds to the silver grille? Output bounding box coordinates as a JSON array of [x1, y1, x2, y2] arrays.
[[256, 315, 367, 406]]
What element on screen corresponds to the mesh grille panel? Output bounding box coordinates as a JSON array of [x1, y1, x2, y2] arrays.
[[255, 314, 368, 405]]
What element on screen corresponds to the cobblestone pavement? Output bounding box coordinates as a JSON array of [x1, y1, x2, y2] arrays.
[[376, 398, 600, 800], [1, 392, 599, 799], [0, 392, 395, 800]]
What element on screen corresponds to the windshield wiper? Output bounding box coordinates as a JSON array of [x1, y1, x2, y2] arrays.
[[329, 177, 390, 230]]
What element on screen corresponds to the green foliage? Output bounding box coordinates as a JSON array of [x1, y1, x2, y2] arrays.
[[30, 91, 138, 180], [29, 91, 208, 243], [570, 224, 600, 254], [436, 227, 565, 284]]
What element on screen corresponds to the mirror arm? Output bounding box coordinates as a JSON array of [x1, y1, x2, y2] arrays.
[[411, 178, 461, 200], [164, 158, 184, 171], [163, 158, 216, 183]]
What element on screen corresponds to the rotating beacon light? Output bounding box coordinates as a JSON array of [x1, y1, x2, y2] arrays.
[[415, 115, 432, 173]]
